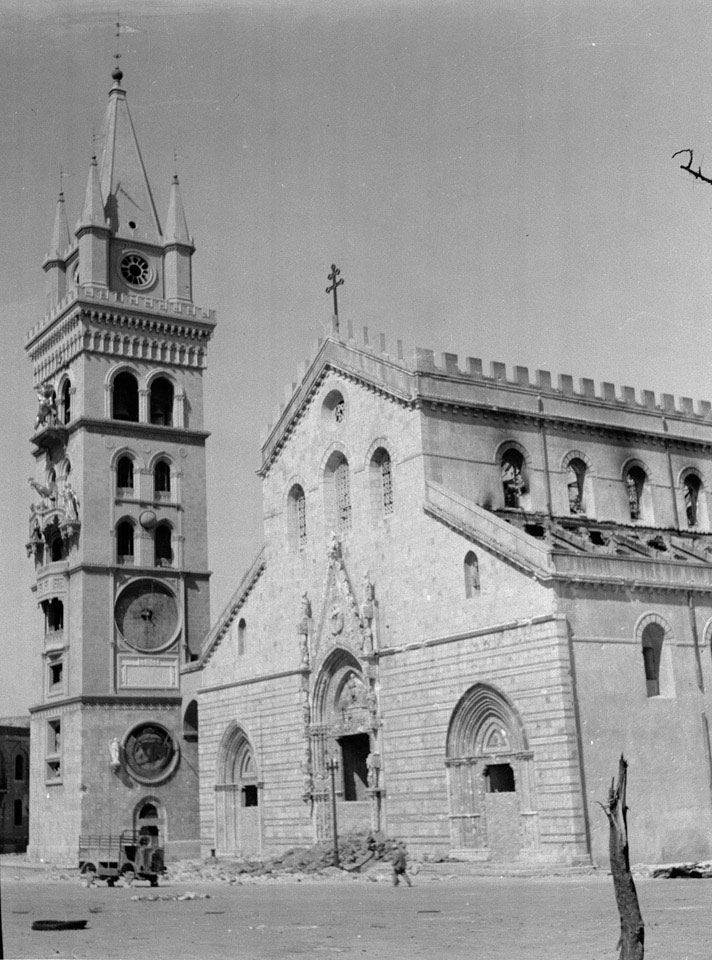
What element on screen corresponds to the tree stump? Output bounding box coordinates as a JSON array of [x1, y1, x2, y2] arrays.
[[601, 755, 644, 960]]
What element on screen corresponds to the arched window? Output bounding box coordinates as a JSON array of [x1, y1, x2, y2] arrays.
[[370, 447, 394, 518], [117, 520, 134, 563], [642, 622, 664, 697], [113, 371, 139, 421], [150, 377, 174, 426], [501, 449, 527, 509], [117, 456, 134, 491], [183, 700, 198, 742], [684, 474, 702, 527], [154, 523, 173, 567], [464, 551, 480, 598], [60, 379, 71, 425], [49, 535, 64, 563], [625, 466, 647, 521], [14, 754, 25, 781], [237, 618, 246, 656], [288, 484, 307, 549], [43, 598, 64, 632], [567, 459, 587, 515], [154, 460, 171, 496]]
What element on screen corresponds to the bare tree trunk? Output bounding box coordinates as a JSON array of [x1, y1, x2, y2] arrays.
[[602, 755, 644, 960]]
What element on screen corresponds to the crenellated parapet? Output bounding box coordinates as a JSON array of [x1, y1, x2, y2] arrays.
[[27, 286, 215, 385]]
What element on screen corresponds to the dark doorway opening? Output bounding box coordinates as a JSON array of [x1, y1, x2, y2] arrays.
[[484, 763, 516, 793], [242, 785, 258, 807], [338, 733, 370, 801]]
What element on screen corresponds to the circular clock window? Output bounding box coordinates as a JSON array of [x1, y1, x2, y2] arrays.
[[123, 723, 178, 784], [114, 579, 179, 652], [119, 252, 153, 288]]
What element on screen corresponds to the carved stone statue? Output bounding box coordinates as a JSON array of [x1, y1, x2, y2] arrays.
[[363, 570, 374, 603], [299, 634, 310, 668], [327, 531, 341, 561], [34, 384, 57, 430], [366, 752, 381, 790], [29, 476, 57, 506], [298, 591, 311, 638], [62, 481, 79, 521], [109, 737, 121, 770]]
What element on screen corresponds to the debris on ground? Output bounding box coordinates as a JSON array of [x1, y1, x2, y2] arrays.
[[131, 891, 212, 901], [165, 832, 411, 884]]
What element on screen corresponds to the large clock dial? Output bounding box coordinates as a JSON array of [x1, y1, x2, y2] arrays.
[[114, 579, 179, 652]]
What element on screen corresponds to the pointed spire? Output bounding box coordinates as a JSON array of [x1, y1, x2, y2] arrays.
[[97, 63, 162, 242], [76, 155, 106, 231], [165, 174, 192, 246], [45, 188, 71, 263]]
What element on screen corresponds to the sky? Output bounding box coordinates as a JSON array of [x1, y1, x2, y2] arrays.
[[3, 0, 712, 715]]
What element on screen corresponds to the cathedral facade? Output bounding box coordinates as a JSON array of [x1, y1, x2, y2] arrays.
[[195, 324, 712, 868], [25, 65, 212, 864]]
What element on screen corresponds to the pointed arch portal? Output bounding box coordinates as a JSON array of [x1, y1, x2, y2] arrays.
[[445, 683, 539, 860], [214, 723, 261, 857]]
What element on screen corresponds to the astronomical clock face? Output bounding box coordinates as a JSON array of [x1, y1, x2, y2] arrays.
[[123, 723, 178, 784], [114, 579, 179, 652]]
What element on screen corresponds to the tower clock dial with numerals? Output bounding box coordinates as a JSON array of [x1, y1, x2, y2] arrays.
[[114, 579, 179, 652]]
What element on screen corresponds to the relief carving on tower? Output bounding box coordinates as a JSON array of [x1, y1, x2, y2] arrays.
[[26, 474, 80, 557]]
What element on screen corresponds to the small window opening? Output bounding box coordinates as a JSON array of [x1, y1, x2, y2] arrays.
[[501, 450, 526, 508], [524, 523, 546, 539], [464, 551, 480, 598], [14, 754, 25, 781], [626, 466, 647, 521], [13, 799, 23, 827], [334, 459, 352, 532], [112, 371, 139, 422], [567, 459, 587, 514], [237, 618, 246, 656], [339, 733, 370, 801], [154, 461, 171, 496], [61, 380, 71, 425], [183, 700, 198, 742], [44, 598, 64, 632], [49, 536, 64, 563], [49, 661, 63, 689], [242, 784, 258, 807], [484, 763, 516, 793], [117, 521, 134, 563], [117, 456, 134, 491], [589, 530, 608, 547], [642, 623, 664, 697], [150, 378, 174, 426], [684, 475, 702, 527], [154, 524, 173, 567]]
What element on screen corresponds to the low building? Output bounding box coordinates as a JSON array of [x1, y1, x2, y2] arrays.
[[0, 718, 30, 853]]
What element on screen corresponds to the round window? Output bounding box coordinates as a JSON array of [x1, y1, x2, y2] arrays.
[[123, 723, 178, 784], [119, 252, 153, 288]]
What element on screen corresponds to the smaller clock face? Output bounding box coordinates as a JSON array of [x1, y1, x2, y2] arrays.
[[119, 252, 152, 288], [115, 579, 179, 652]]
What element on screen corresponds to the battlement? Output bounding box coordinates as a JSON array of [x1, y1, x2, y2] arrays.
[[27, 286, 216, 343], [262, 318, 712, 447], [410, 348, 712, 420]]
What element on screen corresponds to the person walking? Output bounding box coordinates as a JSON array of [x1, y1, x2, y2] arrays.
[[391, 841, 412, 887]]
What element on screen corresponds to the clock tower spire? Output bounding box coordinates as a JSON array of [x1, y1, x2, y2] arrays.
[[26, 61, 215, 864]]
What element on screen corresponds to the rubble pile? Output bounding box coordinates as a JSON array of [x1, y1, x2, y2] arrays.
[[166, 832, 407, 883]]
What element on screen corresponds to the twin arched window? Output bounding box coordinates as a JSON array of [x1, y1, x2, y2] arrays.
[[111, 371, 175, 425], [567, 459, 587, 515], [501, 449, 527, 509], [116, 457, 171, 498], [684, 474, 702, 527], [324, 453, 352, 533], [116, 519, 173, 567], [117, 520, 135, 563]]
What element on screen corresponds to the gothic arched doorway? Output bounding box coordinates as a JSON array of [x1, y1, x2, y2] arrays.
[[446, 683, 538, 860], [311, 648, 377, 839], [214, 724, 261, 857]]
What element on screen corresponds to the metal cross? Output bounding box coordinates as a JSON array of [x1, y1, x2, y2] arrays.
[[326, 264, 344, 326]]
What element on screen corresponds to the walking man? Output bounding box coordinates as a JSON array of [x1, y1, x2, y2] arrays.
[[392, 841, 412, 887]]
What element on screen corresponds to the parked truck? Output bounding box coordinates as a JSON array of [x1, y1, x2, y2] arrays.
[[78, 831, 165, 886]]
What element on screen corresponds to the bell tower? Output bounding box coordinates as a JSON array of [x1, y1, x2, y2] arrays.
[[26, 63, 215, 864]]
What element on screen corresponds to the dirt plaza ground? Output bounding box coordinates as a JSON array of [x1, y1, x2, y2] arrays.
[[1, 866, 711, 960]]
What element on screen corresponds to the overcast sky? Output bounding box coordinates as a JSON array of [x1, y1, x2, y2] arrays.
[[3, 0, 712, 715]]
